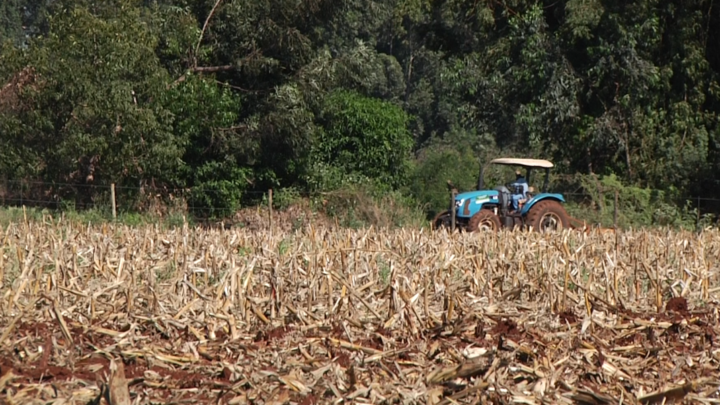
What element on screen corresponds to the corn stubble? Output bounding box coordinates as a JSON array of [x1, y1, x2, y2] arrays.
[[0, 220, 719, 404]]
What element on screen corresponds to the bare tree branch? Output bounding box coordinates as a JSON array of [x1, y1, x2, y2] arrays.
[[194, 0, 224, 68], [217, 124, 248, 132], [166, 74, 187, 90], [166, 66, 235, 89], [192, 65, 236, 73]]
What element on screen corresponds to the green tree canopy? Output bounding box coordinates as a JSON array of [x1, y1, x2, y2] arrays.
[[310, 89, 413, 191], [1, 1, 184, 196], [0, 0, 718, 221]]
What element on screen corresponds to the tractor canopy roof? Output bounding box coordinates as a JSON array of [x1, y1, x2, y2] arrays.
[[489, 158, 553, 169]]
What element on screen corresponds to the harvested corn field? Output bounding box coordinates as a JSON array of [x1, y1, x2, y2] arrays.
[[1, 220, 720, 405]]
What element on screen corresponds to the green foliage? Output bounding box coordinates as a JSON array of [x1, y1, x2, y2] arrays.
[[152, 3, 201, 75], [0, 205, 192, 228], [0, 0, 185, 195], [160, 72, 250, 217], [407, 146, 480, 218], [1, 0, 720, 227], [270, 187, 302, 211], [311, 89, 413, 191], [563, 0, 604, 41], [318, 182, 426, 229], [187, 160, 251, 218], [0, 0, 52, 46], [303, 161, 375, 194], [0, 0, 23, 43], [565, 174, 712, 230]]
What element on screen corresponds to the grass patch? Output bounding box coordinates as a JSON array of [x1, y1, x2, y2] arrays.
[[0, 205, 193, 229]]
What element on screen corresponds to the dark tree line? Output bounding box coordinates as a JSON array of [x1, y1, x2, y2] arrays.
[[1, 0, 719, 222]]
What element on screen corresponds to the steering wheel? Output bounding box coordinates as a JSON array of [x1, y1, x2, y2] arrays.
[[505, 182, 522, 192]]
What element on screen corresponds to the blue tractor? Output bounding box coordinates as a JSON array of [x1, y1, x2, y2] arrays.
[[432, 158, 571, 232]]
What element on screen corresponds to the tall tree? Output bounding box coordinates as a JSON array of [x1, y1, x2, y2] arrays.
[[0, 0, 186, 205]]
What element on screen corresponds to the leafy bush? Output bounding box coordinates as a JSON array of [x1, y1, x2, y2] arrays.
[[565, 174, 713, 230], [318, 182, 426, 229], [310, 89, 413, 191], [187, 161, 251, 219], [269, 187, 302, 211], [407, 148, 476, 218]]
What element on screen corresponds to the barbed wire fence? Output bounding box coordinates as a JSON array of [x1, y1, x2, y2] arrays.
[[561, 191, 719, 230], [1, 178, 719, 229], [0, 179, 285, 224]]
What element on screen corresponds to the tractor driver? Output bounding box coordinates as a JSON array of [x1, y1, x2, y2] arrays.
[[510, 170, 528, 212]]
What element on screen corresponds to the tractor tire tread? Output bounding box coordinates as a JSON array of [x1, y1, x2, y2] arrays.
[[526, 200, 570, 232], [468, 209, 501, 232]]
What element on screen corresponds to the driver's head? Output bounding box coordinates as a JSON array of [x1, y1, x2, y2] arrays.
[[515, 170, 522, 179]]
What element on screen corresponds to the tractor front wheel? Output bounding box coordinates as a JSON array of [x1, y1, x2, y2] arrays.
[[468, 209, 501, 232], [526, 200, 569, 232]]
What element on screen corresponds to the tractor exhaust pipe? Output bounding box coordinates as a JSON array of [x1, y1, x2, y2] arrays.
[[477, 162, 484, 190]]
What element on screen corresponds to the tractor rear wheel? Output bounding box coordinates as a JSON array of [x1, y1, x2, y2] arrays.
[[432, 210, 453, 231], [526, 200, 570, 232], [468, 209, 501, 232]]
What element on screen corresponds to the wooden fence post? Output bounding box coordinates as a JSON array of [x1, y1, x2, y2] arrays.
[[450, 189, 457, 232], [111, 183, 117, 221], [268, 189, 274, 229], [613, 190, 618, 229]]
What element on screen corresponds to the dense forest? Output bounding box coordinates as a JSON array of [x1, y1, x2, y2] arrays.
[[1, 0, 719, 227]]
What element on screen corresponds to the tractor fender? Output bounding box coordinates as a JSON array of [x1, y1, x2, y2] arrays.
[[520, 193, 566, 216]]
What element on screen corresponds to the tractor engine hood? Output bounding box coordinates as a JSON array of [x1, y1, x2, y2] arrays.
[[453, 190, 500, 217]]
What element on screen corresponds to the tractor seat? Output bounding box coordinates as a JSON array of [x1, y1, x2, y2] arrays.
[[524, 186, 535, 199]]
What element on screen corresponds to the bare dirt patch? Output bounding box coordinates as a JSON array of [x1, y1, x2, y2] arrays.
[[558, 309, 578, 324], [490, 318, 524, 342], [666, 296, 690, 316]]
